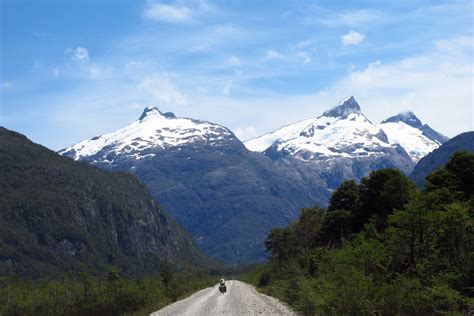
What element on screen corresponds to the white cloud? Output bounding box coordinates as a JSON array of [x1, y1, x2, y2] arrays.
[[311, 36, 473, 136], [234, 126, 259, 141], [367, 60, 381, 69], [143, 0, 215, 24], [138, 75, 186, 106], [263, 49, 285, 61], [222, 81, 233, 95], [297, 51, 311, 64], [144, 2, 191, 23], [341, 30, 365, 45], [297, 41, 311, 49], [66, 47, 90, 63], [227, 55, 241, 66]]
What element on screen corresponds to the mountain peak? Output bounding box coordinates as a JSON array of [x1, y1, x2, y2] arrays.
[[139, 106, 176, 120], [382, 111, 422, 128], [322, 96, 362, 118]]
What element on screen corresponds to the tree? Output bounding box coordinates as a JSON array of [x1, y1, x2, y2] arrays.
[[384, 195, 438, 275], [159, 260, 173, 292], [328, 180, 361, 214], [297, 207, 325, 250], [425, 151, 474, 201], [319, 210, 352, 247], [265, 226, 298, 271], [358, 169, 415, 230], [436, 202, 474, 276]]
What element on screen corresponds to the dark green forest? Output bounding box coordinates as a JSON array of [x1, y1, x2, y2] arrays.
[[0, 127, 219, 278], [0, 263, 216, 315], [241, 151, 474, 315]]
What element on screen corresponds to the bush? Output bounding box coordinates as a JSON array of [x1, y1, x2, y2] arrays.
[[258, 270, 271, 287]]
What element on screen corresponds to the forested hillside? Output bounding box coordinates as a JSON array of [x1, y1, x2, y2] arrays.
[[410, 131, 474, 186], [0, 127, 216, 278], [241, 151, 474, 315]]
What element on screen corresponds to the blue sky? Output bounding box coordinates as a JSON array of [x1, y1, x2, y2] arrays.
[[1, 0, 473, 150]]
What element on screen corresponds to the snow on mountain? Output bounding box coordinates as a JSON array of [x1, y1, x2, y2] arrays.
[[245, 96, 394, 161], [59, 106, 236, 162], [244, 118, 315, 152], [379, 112, 449, 162]]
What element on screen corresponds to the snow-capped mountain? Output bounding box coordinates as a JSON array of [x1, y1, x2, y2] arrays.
[[244, 97, 415, 188], [379, 112, 449, 162], [59, 106, 328, 264], [59, 106, 237, 163], [246, 96, 396, 161]]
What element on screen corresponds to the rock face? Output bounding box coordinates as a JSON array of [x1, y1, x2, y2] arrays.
[[0, 127, 214, 278], [59, 109, 328, 264], [410, 131, 474, 187], [245, 97, 415, 189], [379, 111, 449, 162]]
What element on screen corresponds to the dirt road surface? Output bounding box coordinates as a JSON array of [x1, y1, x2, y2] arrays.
[[150, 280, 296, 316]]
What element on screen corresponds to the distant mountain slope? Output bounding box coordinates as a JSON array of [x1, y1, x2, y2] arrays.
[[0, 127, 215, 278], [60, 109, 328, 264], [379, 111, 449, 162], [410, 131, 474, 186], [245, 97, 414, 188]]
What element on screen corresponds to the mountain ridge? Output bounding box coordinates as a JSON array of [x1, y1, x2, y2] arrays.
[[245, 97, 448, 164]]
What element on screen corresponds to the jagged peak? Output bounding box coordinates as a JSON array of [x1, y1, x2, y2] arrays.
[[382, 111, 422, 128], [322, 96, 362, 118], [139, 106, 176, 120]]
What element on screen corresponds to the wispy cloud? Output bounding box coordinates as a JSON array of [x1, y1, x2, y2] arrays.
[[263, 49, 285, 61], [143, 0, 215, 23], [341, 30, 365, 45], [297, 51, 311, 64], [297, 41, 311, 49], [227, 55, 242, 66], [66, 47, 90, 63], [144, 2, 191, 23], [222, 81, 233, 96], [138, 74, 187, 106], [309, 36, 473, 135]]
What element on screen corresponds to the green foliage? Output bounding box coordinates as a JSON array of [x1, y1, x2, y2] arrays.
[[241, 151, 474, 315], [258, 270, 271, 287], [0, 266, 215, 316], [328, 180, 361, 213], [265, 225, 298, 271], [426, 151, 474, 202], [0, 127, 221, 279]]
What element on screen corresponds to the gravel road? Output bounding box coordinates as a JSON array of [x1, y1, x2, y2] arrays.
[[150, 280, 296, 316]]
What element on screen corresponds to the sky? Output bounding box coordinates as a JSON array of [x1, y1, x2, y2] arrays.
[[1, 0, 473, 150]]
